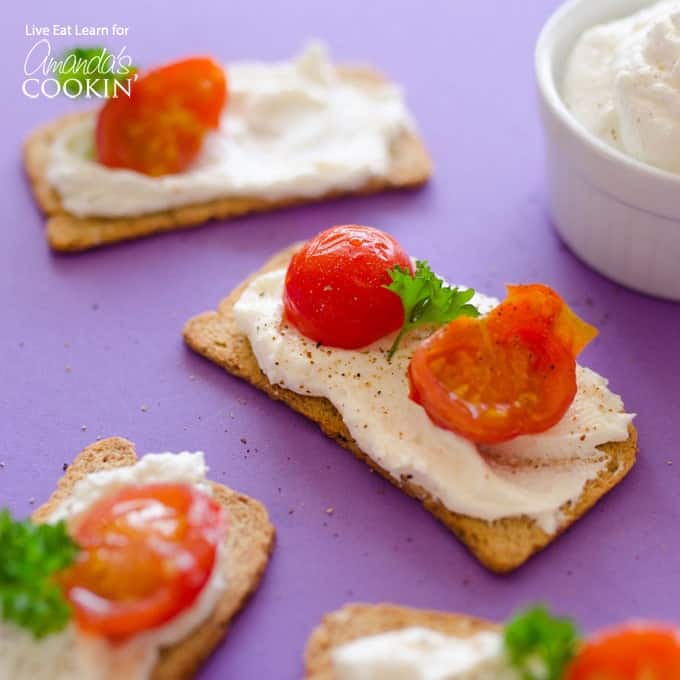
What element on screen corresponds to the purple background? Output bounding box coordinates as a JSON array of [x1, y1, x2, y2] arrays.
[[3, 1, 680, 677]]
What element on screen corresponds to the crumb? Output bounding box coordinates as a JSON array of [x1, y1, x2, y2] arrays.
[[667, 460, 673, 466], [240, 437, 247, 444], [237, 398, 247, 405], [0, 462, 5, 469], [65, 364, 72, 373], [28, 497, 35, 505], [62, 463, 69, 472], [140, 404, 148, 412], [288, 508, 295, 515], [326, 507, 334, 515], [80, 425, 87, 432]]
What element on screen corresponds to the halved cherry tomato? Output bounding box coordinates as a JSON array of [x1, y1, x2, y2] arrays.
[[408, 284, 597, 444], [96, 57, 227, 176], [59, 483, 224, 640], [566, 625, 680, 680], [283, 225, 412, 349]]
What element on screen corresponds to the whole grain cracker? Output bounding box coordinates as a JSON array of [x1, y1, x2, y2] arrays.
[[23, 68, 432, 253], [32, 437, 275, 680], [183, 245, 638, 573], [304, 603, 498, 680]]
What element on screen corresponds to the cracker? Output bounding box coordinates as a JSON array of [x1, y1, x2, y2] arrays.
[[23, 68, 432, 253], [304, 603, 497, 680], [183, 245, 638, 573], [32, 437, 275, 680]]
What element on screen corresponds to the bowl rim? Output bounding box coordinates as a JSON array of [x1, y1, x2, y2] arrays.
[[534, 0, 680, 189]]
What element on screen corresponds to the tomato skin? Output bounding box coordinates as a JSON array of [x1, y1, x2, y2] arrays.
[[60, 483, 225, 640], [408, 284, 597, 444], [283, 225, 412, 349], [137, 58, 227, 129], [96, 57, 227, 177], [566, 625, 680, 680]]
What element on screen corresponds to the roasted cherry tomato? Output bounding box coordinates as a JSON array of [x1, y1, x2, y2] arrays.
[[408, 284, 597, 444], [96, 57, 227, 176], [59, 483, 224, 639], [566, 625, 680, 680], [283, 225, 412, 349]]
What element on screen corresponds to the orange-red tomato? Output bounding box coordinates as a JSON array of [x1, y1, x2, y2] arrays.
[[408, 284, 597, 444], [96, 57, 227, 176], [59, 483, 224, 640], [283, 225, 412, 349], [566, 625, 680, 680]]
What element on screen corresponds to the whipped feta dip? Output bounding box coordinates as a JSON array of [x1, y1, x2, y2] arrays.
[[332, 627, 517, 680], [233, 268, 634, 533], [46, 42, 415, 218], [564, 0, 680, 173], [0, 452, 227, 680]]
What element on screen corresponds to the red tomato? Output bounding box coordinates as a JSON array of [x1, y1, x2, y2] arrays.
[[408, 284, 597, 444], [96, 57, 227, 176], [283, 225, 412, 349], [566, 625, 680, 680], [59, 483, 225, 640]]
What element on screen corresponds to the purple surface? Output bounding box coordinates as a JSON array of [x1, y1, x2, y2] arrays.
[[3, 1, 680, 677]]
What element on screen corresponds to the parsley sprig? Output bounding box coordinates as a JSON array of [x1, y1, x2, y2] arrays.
[[0, 509, 79, 638], [504, 605, 580, 680], [57, 47, 137, 98], [384, 260, 479, 360]]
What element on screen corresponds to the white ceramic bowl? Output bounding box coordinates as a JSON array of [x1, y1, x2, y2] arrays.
[[536, 0, 680, 301]]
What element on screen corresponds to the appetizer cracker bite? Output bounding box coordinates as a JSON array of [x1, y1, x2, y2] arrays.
[[184, 225, 637, 573], [24, 43, 431, 252], [305, 603, 680, 679], [0, 437, 274, 679]]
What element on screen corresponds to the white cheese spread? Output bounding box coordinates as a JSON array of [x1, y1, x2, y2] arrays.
[[332, 627, 517, 680], [46, 42, 415, 218], [0, 452, 227, 680], [564, 0, 680, 173], [233, 268, 634, 533]]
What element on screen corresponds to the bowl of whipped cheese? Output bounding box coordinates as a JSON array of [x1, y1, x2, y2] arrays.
[[536, 0, 680, 301]]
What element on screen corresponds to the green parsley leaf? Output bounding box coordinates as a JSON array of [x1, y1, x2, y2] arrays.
[[384, 259, 480, 360], [0, 509, 79, 638], [504, 605, 580, 680], [57, 47, 137, 98]]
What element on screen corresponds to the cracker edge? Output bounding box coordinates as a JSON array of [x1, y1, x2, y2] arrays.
[[32, 436, 276, 680], [23, 68, 432, 253], [182, 244, 638, 574], [304, 603, 498, 680]]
